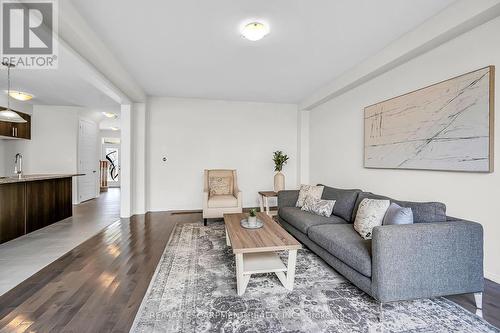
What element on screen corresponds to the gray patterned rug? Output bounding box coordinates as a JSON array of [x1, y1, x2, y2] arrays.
[[131, 222, 499, 333]]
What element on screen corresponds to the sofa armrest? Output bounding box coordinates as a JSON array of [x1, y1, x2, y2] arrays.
[[371, 221, 483, 302], [234, 190, 242, 207], [277, 190, 299, 209]]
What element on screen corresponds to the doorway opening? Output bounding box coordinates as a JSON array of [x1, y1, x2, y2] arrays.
[[101, 137, 121, 190]]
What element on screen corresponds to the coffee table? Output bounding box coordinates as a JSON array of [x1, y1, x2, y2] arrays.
[[223, 212, 302, 296]]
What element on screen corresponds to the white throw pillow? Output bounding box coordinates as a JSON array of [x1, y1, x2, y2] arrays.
[[354, 198, 390, 240], [296, 184, 324, 207], [301, 195, 336, 217]]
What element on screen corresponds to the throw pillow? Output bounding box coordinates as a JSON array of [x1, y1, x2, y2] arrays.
[[354, 198, 390, 240], [301, 195, 336, 217], [208, 176, 231, 196], [296, 184, 324, 207], [383, 203, 414, 225]]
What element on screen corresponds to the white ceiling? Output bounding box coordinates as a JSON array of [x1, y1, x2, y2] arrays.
[[0, 45, 120, 108], [70, 0, 455, 104]]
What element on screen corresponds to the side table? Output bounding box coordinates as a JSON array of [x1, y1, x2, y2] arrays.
[[258, 191, 278, 216]]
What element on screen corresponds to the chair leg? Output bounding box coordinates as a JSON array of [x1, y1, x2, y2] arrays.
[[204, 218, 207, 226]]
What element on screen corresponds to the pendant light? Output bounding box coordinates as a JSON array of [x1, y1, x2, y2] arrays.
[[0, 62, 27, 123]]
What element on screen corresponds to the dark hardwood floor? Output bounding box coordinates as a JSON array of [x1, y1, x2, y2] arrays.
[[0, 211, 193, 333], [0, 211, 498, 332], [445, 279, 500, 329]]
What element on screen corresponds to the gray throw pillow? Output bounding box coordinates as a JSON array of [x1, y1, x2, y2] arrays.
[[383, 203, 414, 225]]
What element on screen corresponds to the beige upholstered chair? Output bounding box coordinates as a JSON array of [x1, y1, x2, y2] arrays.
[[203, 169, 242, 225]]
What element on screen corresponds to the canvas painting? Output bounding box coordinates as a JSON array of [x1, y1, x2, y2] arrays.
[[364, 66, 494, 172]]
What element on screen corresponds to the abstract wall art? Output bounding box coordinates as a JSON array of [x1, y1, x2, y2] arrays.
[[364, 66, 495, 172]]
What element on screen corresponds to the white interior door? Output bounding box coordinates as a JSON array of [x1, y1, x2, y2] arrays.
[[78, 119, 98, 202]]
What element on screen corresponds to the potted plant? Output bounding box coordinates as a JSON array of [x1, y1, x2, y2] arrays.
[[273, 151, 289, 192], [248, 208, 258, 224]]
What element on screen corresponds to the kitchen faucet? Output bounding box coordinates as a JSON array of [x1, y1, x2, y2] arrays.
[[14, 153, 23, 179]]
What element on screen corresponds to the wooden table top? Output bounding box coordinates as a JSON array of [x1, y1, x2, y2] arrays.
[[258, 191, 278, 197], [224, 212, 302, 254]]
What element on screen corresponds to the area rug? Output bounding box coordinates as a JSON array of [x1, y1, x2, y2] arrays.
[[131, 222, 499, 333]]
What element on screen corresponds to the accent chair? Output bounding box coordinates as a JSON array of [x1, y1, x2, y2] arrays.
[[203, 169, 242, 225]]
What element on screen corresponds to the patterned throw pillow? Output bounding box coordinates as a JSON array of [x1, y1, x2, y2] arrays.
[[208, 177, 231, 196], [354, 198, 390, 240], [296, 184, 324, 207], [301, 195, 336, 217]]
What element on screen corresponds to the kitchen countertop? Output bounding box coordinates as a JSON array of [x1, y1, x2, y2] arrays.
[[0, 174, 83, 184]]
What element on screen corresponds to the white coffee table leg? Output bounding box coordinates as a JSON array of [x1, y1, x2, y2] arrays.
[[285, 250, 297, 290], [276, 249, 298, 291], [225, 226, 231, 246], [235, 253, 250, 295]]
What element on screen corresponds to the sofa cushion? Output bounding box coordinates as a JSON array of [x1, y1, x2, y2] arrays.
[[208, 194, 237, 208], [351, 192, 446, 223], [318, 185, 361, 222], [279, 207, 347, 234], [308, 224, 372, 277]]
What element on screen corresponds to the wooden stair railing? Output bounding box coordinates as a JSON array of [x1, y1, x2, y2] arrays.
[[100, 160, 108, 192]]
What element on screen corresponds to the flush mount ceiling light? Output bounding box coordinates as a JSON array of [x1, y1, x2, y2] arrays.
[[102, 112, 118, 119], [240, 21, 270, 41], [8, 90, 33, 101], [0, 62, 27, 123]]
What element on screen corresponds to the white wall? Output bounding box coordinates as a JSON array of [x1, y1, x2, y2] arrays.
[[2, 105, 100, 204], [308, 16, 500, 283], [3, 106, 79, 175], [147, 97, 298, 211], [132, 103, 146, 215]]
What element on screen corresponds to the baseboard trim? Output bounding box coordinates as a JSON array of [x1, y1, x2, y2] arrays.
[[485, 271, 500, 284]]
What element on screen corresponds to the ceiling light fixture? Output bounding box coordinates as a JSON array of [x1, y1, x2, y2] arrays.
[[102, 112, 118, 119], [110, 127, 120, 131], [240, 21, 270, 41], [8, 90, 33, 101], [0, 62, 27, 123]]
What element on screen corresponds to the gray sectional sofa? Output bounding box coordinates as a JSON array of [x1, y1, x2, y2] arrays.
[[277, 185, 484, 306]]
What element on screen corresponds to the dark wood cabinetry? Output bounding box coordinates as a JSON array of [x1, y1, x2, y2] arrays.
[[13, 112, 31, 139], [0, 120, 12, 137], [26, 178, 72, 233], [0, 110, 31, 139], [0, 177, 73, 244], [0, 183, 26, 243]]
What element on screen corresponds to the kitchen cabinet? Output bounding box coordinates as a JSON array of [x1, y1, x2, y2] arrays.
[[0, 176, 75, 244], [0, 182, 26, 243], [0, 110, 31, 139]]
